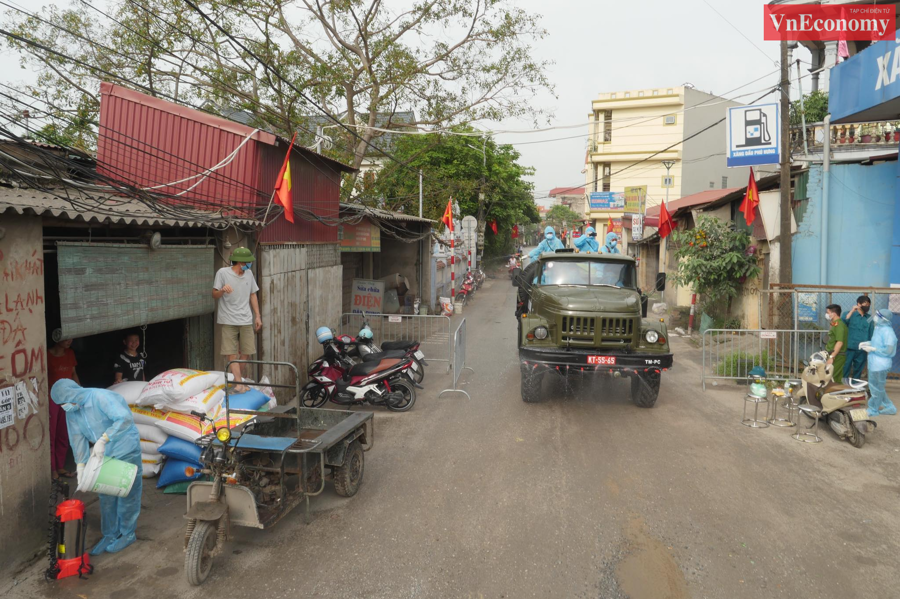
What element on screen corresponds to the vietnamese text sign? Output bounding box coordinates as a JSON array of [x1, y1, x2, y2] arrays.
[[589, 192, 624, 211], [764, 5, 894, 42], [609, 218, 622, 235], [624, 186, 646, 214], [760, 331, 777, 340], [727, 104, 780, 168], [631, 214, 644, 241], [829, 38, 900, 122], [351, 279, 385, 315], [340, 218, 381, 252], [0, 387, 14, 430]]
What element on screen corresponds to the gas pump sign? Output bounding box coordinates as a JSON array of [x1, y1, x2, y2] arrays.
[[726, 104, 780, 168]]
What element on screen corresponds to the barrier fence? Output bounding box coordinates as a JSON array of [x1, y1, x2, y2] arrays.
[[439, 318, 474, 399], [340, 313, 453, 373], [701, 328, 832, 390]]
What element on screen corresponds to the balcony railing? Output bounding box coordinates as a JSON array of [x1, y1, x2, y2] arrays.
[[791, 121, 900, 155]]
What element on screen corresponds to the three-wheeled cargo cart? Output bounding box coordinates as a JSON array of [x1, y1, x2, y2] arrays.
[[183, 361, 373, 585]]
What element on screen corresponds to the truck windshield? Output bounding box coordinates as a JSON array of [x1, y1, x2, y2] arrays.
[[539, 260, 636, 289]]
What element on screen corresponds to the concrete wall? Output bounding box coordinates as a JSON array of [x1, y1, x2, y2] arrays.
[[0, 213, 51, 577], [793, 162, 895, 286], [682, 88, 751, 198]]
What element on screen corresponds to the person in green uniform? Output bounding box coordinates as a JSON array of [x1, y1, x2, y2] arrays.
[[825, 304, 848, 383], [842, 295, 874, 383]]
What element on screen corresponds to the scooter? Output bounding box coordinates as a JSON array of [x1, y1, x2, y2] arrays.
[[796, 351, 877, 448], [353, 330, 427, 385], [456, 273, 476, 305], [301, 342, 418, 412]]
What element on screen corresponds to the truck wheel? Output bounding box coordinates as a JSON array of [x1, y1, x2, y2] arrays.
[[334, 441, 364, 497], [521, 365, 543, 403], [185, 520, 217, 586], [631, 372, 660, 408]]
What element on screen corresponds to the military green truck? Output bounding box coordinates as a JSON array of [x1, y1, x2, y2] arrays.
[[513, 250, 672, 407]]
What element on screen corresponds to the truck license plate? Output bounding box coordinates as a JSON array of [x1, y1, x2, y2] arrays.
[[414, 350, 425, 360], [588, 356, 616, 365]]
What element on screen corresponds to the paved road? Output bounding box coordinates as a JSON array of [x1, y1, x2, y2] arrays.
[[9, 275, 900, 598]]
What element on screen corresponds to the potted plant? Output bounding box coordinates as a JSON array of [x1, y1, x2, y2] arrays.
[[839, 125, 847, 143], [849, 124, 857, 143], [861, 124, 873, 143]]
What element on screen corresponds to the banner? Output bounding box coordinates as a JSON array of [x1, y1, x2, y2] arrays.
[[624, 186, 646, 214], [589, 191, 624, 211], [340, 218, 381, 252], [631, 214, 644, 241], [351, 279, 385, 315]]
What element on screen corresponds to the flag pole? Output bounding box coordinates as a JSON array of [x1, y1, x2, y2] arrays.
[[450, 198, 455, 301]]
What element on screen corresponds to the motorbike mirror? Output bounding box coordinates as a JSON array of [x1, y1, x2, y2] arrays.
[[512, 268, 522, 287], [655, 272, 667, 292]]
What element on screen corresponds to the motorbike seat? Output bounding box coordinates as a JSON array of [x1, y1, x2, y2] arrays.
[[362, 349, 407, 362], [348, 358, 402, 377], [381, 340, 417, 351]]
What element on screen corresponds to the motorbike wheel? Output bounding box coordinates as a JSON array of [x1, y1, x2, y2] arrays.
[[844, 414, 866, 448], [300, 385, 330, 408], [455, 292, 466, 304], [386, 377, 416, 412], [411, 357, 425, 384], [184, 520, 217, 586]]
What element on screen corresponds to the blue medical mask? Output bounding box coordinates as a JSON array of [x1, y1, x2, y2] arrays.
[[61, 403, 78, 413], [545, 233, 553, 240], [241, 263, 251, 272], [610, 240, 618, 247]]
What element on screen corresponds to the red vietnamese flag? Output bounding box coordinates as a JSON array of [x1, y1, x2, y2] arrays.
[[490, 220, 498, 234], [740, 167, 760, 226], [441, 198, 453, 231], [607, 215, 614, 230], [658, 199, 674, 239], [274, 133, 296, 223], [511, 224, 519, 239]]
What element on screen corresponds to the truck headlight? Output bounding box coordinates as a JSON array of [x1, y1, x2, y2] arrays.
[[644, 330, 659, 344], [533, 326, 549, 340]]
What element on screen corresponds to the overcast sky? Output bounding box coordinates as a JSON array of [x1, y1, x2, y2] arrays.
[[489, 0, 799, 205], [1, 0, 806, 206]]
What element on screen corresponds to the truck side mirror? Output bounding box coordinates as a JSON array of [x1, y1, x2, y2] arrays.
[[512, 268, 522, 287], [655, 272, 667, 292], [641, 294, 649, 317]]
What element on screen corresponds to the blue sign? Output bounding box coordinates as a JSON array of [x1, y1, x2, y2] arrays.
[[726, 104, 780, 167], [589, 192, 624, 210], [829, 38, 900, 122]]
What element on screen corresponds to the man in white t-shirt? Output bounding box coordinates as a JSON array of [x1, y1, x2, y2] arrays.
[[212, 247, 262, 392]]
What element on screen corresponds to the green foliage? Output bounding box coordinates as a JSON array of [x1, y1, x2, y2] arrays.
[[790, 91, 829, 126], [370, 126, 539, 256], [544, 204, 582, 227], [714, 350, 774, 377], [670, 215, 760, 318]]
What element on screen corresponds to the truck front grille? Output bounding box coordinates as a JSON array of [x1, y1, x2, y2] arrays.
[[599, 317, 634, 339], [561, 316, 595, 341]]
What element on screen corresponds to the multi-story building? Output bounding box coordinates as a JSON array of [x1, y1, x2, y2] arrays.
[[584, 86, 752, 245]]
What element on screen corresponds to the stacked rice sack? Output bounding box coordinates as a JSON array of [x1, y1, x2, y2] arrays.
[[116, 369, 279, 490]]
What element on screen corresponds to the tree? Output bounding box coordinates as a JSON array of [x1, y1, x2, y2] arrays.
[[790, 90, 828, 126], [371, 127, 539, 256], [669, 215, 760, 318], [544, 204, 582, 228], [3, 0, 554, 171]]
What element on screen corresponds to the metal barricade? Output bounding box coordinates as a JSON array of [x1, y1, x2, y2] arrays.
[[701, 329, 829, 390], [340, 313, 452, 373], [439, 318, 474, 399]]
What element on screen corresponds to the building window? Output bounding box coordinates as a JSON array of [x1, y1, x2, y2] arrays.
[[593, 163, 599, 193], [624, 92, 630, 98], [653, 90, 659, 96], [664, 115, 677, 126], [610, 93, 616, 99], [667, 88, 673, 94], [602, 164, 611, 192], [603, 110, 612, 142], [638, 91, 644, 97], [721, 176, 728, 188], [709, 181, 714, 189]]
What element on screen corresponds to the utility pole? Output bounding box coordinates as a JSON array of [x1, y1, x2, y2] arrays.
[[418, 169, 423, 218], [779, 39, 793, 284]]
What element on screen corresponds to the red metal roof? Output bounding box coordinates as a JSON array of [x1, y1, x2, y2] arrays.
[[645, 187, 743, 217], [548, 186, 586, 196]]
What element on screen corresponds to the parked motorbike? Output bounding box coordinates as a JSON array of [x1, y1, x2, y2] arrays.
[[456, 273, 476, 305], [796, 351, 876, 448], [353, 327, 427, 384], [472, 268, 486, 289], [301, 328, 418, 412]]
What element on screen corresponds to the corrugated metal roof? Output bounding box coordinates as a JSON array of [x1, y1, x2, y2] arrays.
[[646, 187, 743, 217], [548, 186, 585, 196], [340, 202, 435, 224], [0, 187, 260, 228]]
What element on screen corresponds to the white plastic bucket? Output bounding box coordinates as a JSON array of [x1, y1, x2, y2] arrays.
[[78, 455, 138, 497]]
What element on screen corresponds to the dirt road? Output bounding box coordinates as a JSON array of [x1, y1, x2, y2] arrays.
[[8, 276, 900, 598]]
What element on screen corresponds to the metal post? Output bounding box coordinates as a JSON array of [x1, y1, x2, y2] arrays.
[[419, 169, 423, 218], [821, 114, 831, 285], [780, 39, 793, 284], [795, 59, 809, 156], [688, 293, 697, 335]]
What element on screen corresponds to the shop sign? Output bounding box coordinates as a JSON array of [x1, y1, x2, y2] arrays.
[[609, 218, 623, 235], [624, 186, 646, 214], [589, 192, 624, 210], [631, 214, 644, 241], [340, 218, 381, 252], [351, 279, 385, 315], [726, 104, 780, 168]]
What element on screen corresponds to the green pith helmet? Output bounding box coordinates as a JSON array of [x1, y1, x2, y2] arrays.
[[229, 247, 256, 263]]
